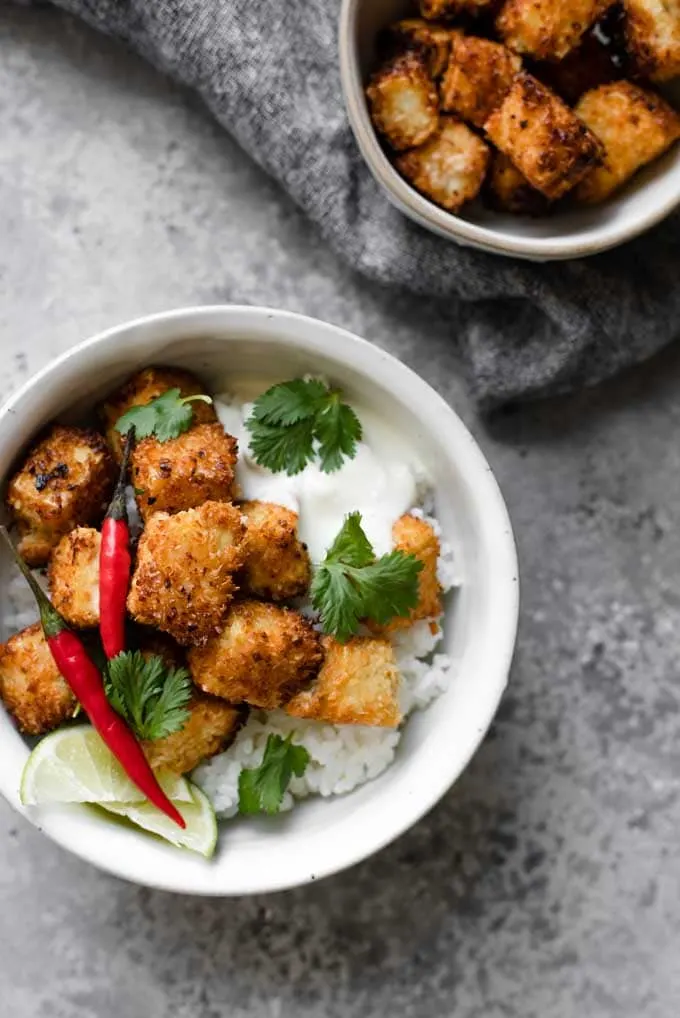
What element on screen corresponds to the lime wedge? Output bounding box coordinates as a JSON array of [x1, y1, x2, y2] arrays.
[[20, 726, 192, 806], [101, 783, 217, 858]]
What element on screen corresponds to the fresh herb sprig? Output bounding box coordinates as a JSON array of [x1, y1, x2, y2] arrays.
[[105, 651, 192, 742], [311, 512, 423, 642], [238, 733, 310, 815], [245, 379, 362, 475], [114, 388, 213, 443]]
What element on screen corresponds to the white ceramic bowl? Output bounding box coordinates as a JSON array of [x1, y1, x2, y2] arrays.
[[0, 306, 518, 895], [339, 0, 680, 261]]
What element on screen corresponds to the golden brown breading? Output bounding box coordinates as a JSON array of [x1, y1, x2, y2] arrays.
[[132, 422, 238, 522], [420, 0, 494, 18], [371, 514, 443, 634], [0, 622, 76, 735], [440, 33, 522, 128], [530, 32, 620, 104], [100, 366, 217, 463], [127, 501, 247, 646], [485, 150, 552, 214], [189, 600, 323, 709], [366, 51, 439, 151], [484, 73, 603, 199], [285, 635, 402, 727], [395, 116, 490, 212], [624, 0, 680, 81], [383, 19, 453, 78], [496, 0, 612, 61], [239, 500, 311, 601], [574, 80, 680, 202], [6, 426, 115, 568], [48, 527, 100, 629], [143, 692, 246, 775]]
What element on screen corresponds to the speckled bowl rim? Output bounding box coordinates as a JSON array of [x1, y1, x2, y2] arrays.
[[0, 306, 519, 895], [338, 0, 680, 261]]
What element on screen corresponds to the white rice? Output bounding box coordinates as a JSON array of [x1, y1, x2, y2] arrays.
[[193, 510, 458, 818]]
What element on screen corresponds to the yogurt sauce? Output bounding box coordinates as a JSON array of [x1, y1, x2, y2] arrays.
[[215, 391, 426, 564]]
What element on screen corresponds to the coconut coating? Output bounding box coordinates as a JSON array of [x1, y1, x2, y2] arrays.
[[0, 623, 76, 735], [240, 500, 311, 601], [6, 425, 115, 568], [127, 501, 247, 646], [189, 600, 323, 709]]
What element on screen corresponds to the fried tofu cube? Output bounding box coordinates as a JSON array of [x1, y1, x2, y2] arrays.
[[574, 81, 680, 202], [0, 622, 76, 734], [497, 0, 612, 61], [189, 600, 323, 709], [419, 0, 494, 19], [285, 636, 402, 728], [48, 527, 101, 628], [100, 366, 217, 463], [371, 515, 443, 634], [441, 33, 522, 128], [624, 0, 680, 81], [530, 31, 620, 104], [132, 422, 237, 522], [366, 51, 439, 151], [6, 426, 115, 568], [485, 150, 552, 214], [240, 501, 311, 601], [382, 19, 453, 78], [395, 116, 490, 211], [484, 73, 603, 198], [143, 692, 245, 775], [127, 501, 247, 646]]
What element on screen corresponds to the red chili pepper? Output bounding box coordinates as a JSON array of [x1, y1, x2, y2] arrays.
[[0, 527, 185, 829], [99, 429, 133, 660]]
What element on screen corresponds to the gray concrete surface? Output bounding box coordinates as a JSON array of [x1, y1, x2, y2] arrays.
[[1, 7, 680, 1018]]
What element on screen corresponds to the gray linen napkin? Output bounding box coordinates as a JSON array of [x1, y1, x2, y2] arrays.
[[23, 0, 680, 407]]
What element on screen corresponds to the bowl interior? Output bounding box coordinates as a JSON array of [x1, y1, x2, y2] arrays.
[[0, 307, 518, 894], [343, 0, 680, 258]]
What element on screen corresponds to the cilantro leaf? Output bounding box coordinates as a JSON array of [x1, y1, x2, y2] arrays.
[[105, 650, 192, 741], [250, 378, 328, 426], [238, 733, 310, 815], [316, 398, 362, 473], [245, 378, 362, 475], [311, 513, 424, 642], [247, 418, 316, 476], [114, 388, 213, 443]]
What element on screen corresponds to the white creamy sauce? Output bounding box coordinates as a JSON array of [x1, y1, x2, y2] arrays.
[[215, 391, 425, 563]]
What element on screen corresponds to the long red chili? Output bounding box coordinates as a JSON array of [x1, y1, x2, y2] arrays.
[[99, 429, 133, 660], [0, 527, 185, 829]]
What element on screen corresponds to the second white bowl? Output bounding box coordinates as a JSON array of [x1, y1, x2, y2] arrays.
[[339, 0, 680, 261]]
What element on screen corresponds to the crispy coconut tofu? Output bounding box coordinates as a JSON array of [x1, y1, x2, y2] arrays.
[[6, 426, 115, 568], [484, 73, 603, 198], [624, 0, 680, 81], [371, 514, 442, 634], [420, 0, 495, 18], [441, 33, 521, 128], [48, 526, 101, 628], [143, 692, 245, 775], [132, 422, 238, 522], [0, 622, 76, 734], [485, 150, 551, 213], [366, 51, 439, 151], [100, 366, 217, 463], [395, 116, 490, 211], [497, 0, 612, 61], [285, 636, 402, 728], [189, 600, 323, 709], [240, 500, 311, 601], [574, 80, 680, 202], [382, 18, 453, 78], [127, 501, 247, 646], [530, 31, 620, 104]]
